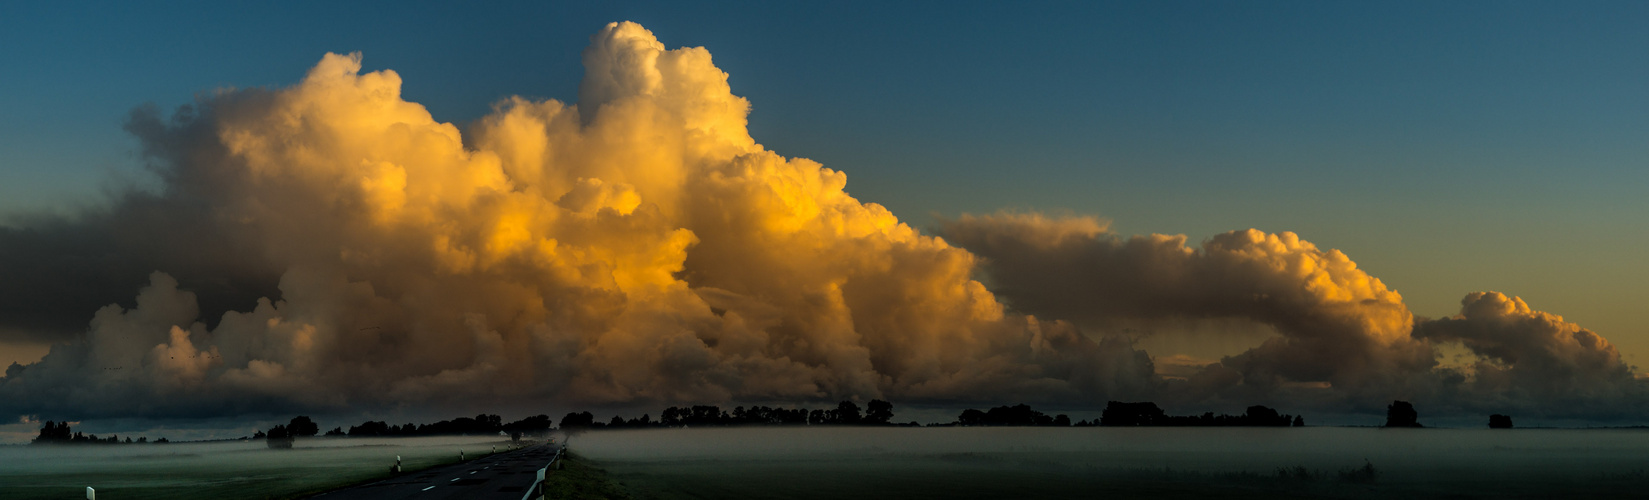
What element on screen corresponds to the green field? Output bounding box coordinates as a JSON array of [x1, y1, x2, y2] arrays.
[[0, 436, 518, 500], [572, 427, 1649, 499]]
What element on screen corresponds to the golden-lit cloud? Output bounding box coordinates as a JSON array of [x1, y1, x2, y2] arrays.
[[942, 213, 1431, 404], [0, 22, 1642, 420], [0, 23, 1152, 418], [940, 212, 1646, 414]]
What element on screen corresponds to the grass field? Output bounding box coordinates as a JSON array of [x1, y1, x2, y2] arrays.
[[541, 451, 634, 500], [572, 427, 1649, 499], [9, 428, 1649, 499], [0, 436, 517, 500]]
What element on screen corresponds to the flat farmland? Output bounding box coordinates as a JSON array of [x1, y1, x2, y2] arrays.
[[0, 436, 515, 500], [573, 427, 1649, 499]]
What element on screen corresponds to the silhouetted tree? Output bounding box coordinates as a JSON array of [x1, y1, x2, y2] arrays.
[[1244, 406, 1280, 424], [348, 421, 390, 436], [31, 421, 72, 445], [1101, 401, 1168, 426], [560, 411, 596, 433], [1293, 415, 1305, 427], [324, 427, 345, 436], [266, 424, 294, 449], [1385, 401, 1422, 428], [287, 416, 319, 437], [503, 414, 554, 438], [832, 401, 863, 424], [622, 414, 653, 428], [952, 404, 1060, 426], [865, 400, 895, 425], [1489, 414, 1513, 429]]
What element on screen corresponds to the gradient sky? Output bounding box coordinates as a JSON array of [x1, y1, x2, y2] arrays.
[[1, 0, 1646, 368]]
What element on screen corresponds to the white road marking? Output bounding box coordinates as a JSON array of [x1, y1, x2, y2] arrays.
[[450, 478, 459, 481], [422, 486, 435, 491]]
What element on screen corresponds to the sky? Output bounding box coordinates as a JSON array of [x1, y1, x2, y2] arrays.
[[1, 1, 1647, 433]]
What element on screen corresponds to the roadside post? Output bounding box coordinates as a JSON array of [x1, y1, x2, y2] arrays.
[[85, 487, 94, 500], [531, 466, 547, 500]]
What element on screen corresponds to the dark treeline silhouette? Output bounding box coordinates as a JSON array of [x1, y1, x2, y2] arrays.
[[345, 413, 554, 440], [31, 420, 165, 445], [1385, 401, 1422, 428], [1097, 401, 1304, 427], [266, 424, 294, 449], [1489, 414, 1513, 429], [288, 416, 319, 437], [940, 404, 1072, 427], [263, 415, 319, 449], [558, 400, 914, 431], [36, 398, 1319, 448], [263, 413, 551, 447]]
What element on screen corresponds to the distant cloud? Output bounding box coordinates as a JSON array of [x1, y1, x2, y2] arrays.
[[939, 212, 1648, 418]]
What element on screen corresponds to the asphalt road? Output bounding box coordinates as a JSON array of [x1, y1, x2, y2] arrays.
[[307, 443, 560, 500]]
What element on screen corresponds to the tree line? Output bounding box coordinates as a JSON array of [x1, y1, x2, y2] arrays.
[[558, 400, 911, 430], [30, 420, 168, 445], [26, 399, 1523, 447], [32, 399, 1305, 448], [1095, 401, 1305, 427]]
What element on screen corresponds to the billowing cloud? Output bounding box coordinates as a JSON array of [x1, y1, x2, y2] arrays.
[[940, 212, 1646, 417], [0, 22, 1641, 422], [0, 23, 1152, 419], [1414, 292, 1644, 416]]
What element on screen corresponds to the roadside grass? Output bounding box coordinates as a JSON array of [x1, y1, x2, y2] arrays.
[[540, 451, 631, 500]]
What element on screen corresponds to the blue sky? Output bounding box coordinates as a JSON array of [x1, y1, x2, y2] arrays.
[[2, 1, 1647, 361]]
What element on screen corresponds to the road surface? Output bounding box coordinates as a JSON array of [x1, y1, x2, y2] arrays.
[[307, 442, 559, 500]]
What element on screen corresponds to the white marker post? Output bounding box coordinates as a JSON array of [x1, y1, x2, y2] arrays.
[[85, 487, 94, 500], [536, 467, 548, 500]]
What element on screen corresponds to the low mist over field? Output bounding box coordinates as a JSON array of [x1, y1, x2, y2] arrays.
[[0, 435, 510, 499], [574, 427, 1649, 499]]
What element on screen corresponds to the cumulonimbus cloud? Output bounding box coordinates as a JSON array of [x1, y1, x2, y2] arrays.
[[0, 22, 1154, 419], [0, 22, 1641, 421]]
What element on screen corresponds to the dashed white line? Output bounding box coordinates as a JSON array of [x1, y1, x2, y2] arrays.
[[422, 486, 436, 491], [450, 478, 459, 482]]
